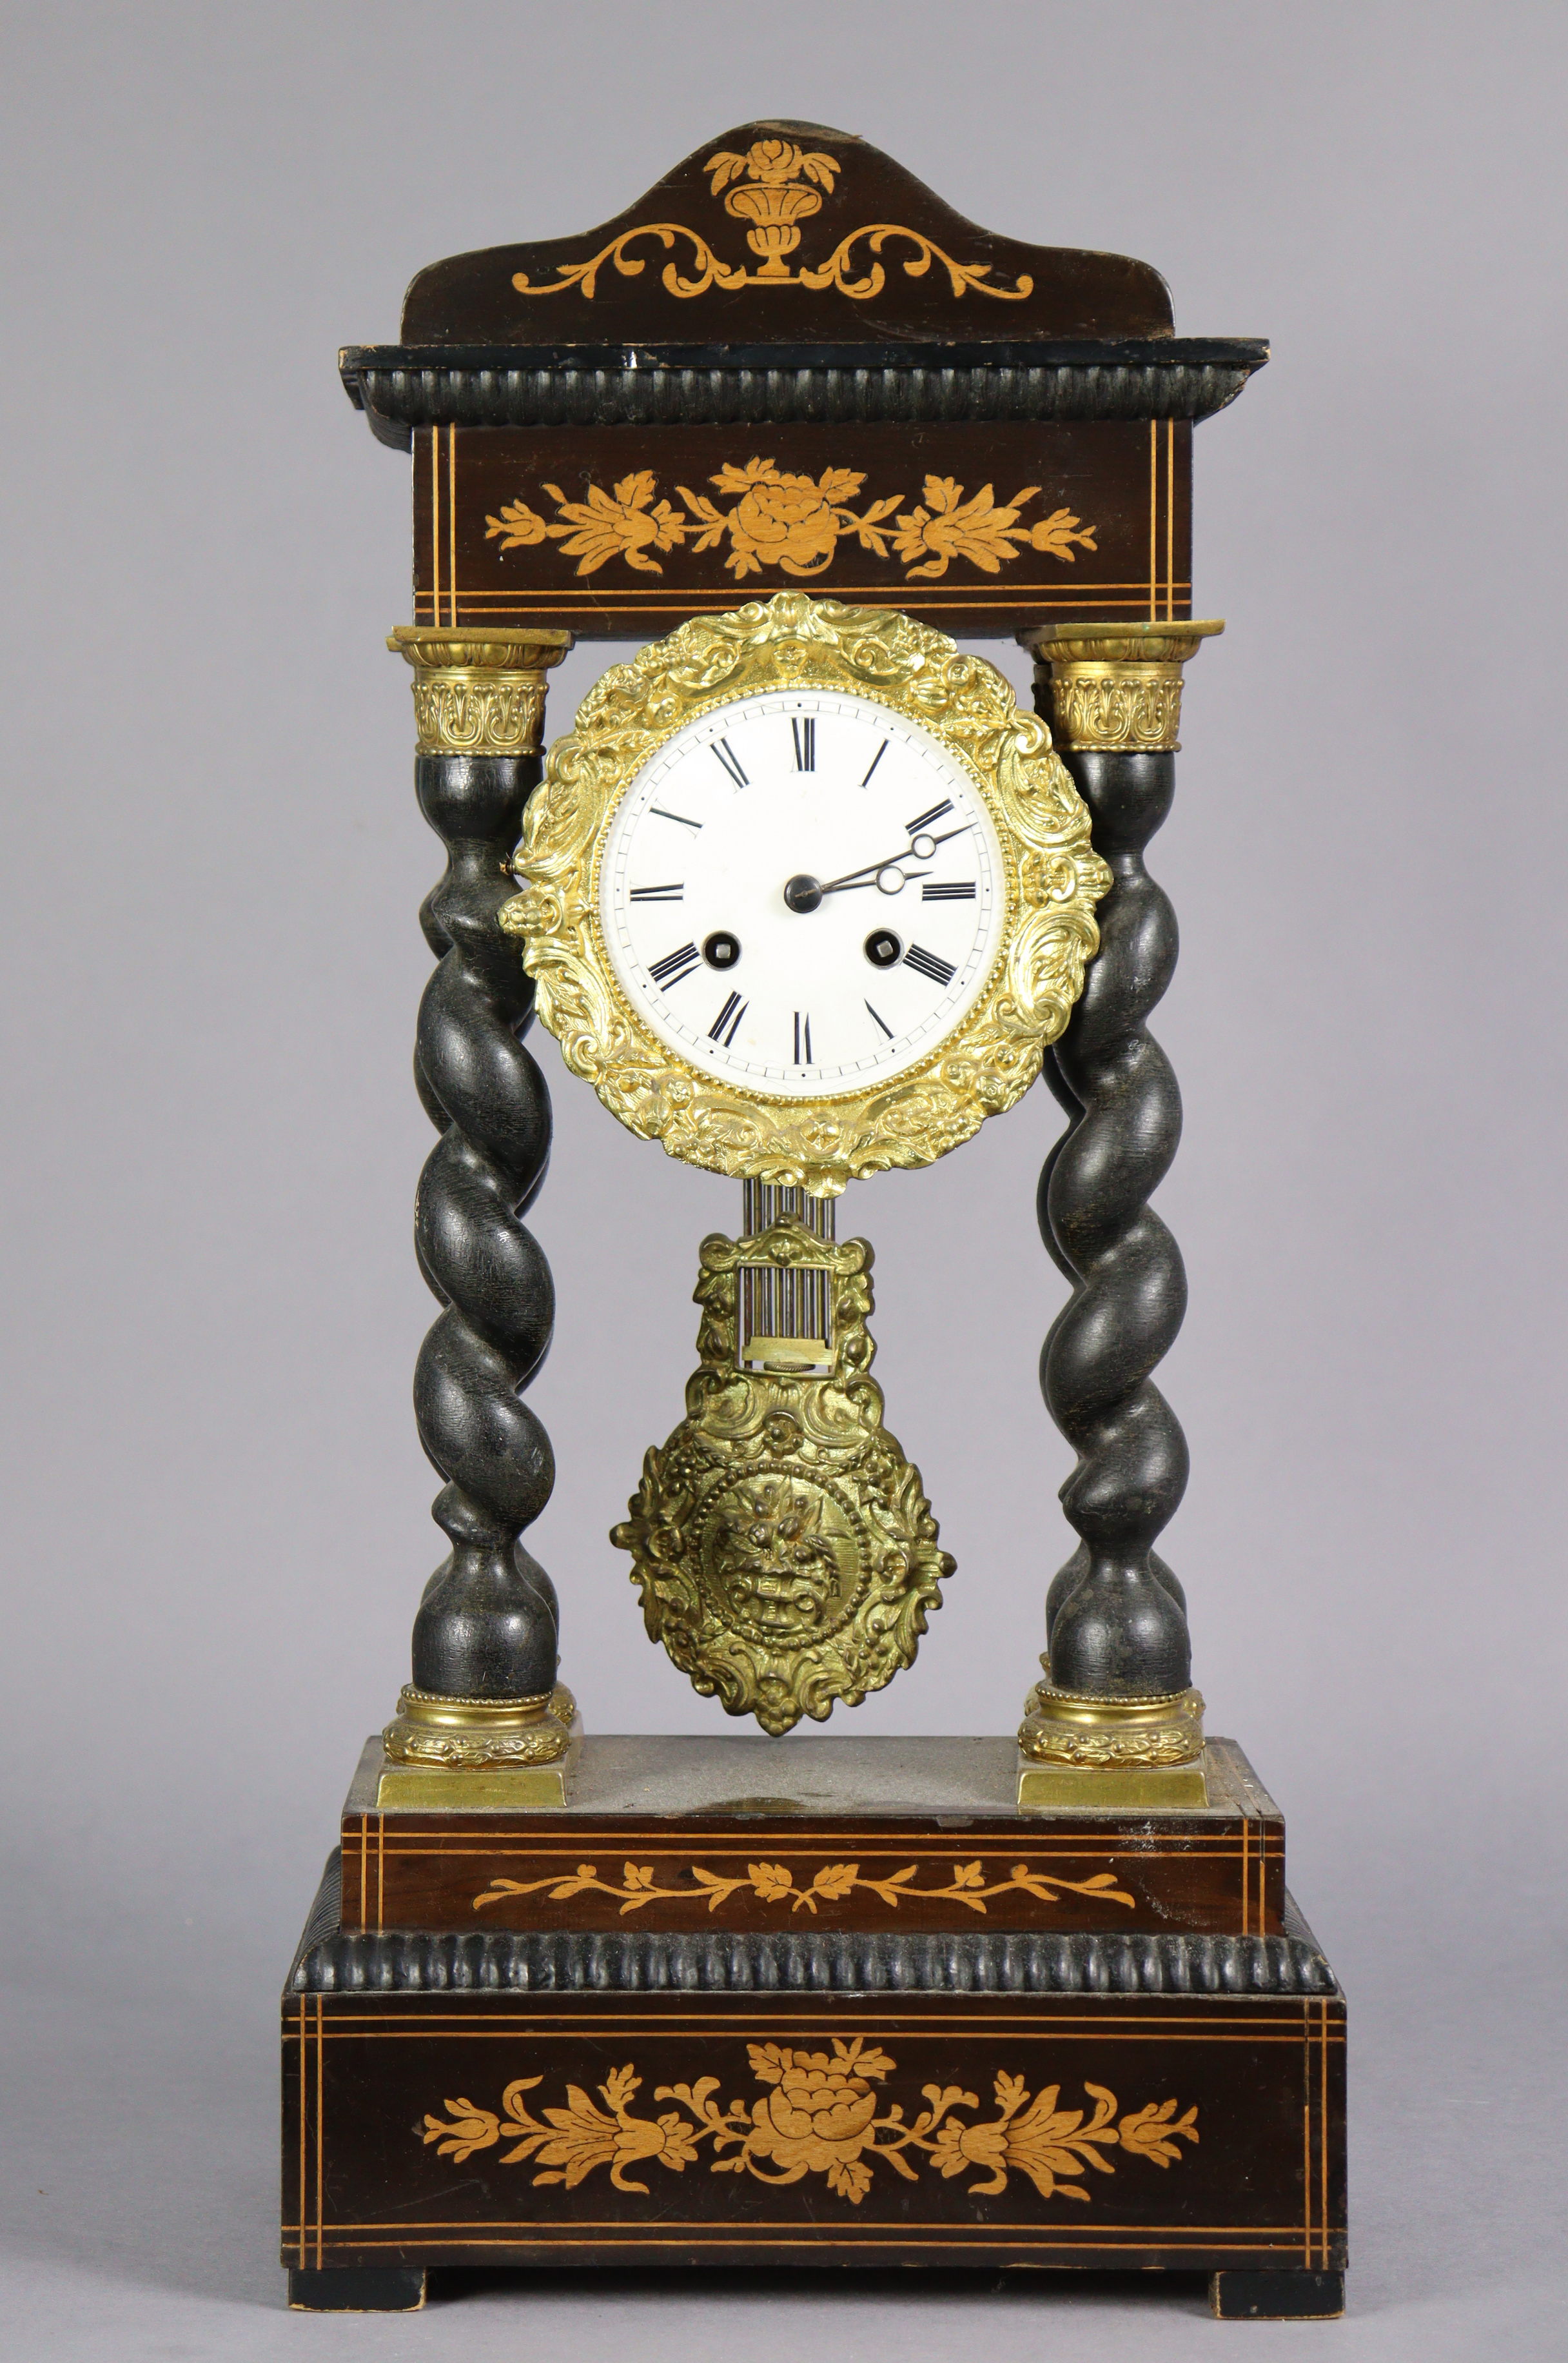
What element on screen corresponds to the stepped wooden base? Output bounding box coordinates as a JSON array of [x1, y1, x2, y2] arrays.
[[337, 1732, 1284, 1936], [283, 1735, 1345, 2315]]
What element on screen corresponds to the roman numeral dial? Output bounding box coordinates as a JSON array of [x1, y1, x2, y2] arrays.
[[904, 944, 956, 986], [648, 942, 700, 987], [709, 991, 748, 1047], [600, 687, 1007, 1102], [711, 738, 748, 789]]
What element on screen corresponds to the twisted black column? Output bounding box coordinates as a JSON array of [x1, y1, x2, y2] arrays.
[[410, 748, 558, 1699], [1036, 748, 1191, 1696], [377, 629, 573, 1779], [1018, 622, 1221, 1753]]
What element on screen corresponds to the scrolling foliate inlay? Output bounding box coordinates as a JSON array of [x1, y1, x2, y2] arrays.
[[513, 139, 1034, 307], [485, 461, 1098, 586], [422, 2043, 1199, 2208], [502, 593, 1110, 1194]]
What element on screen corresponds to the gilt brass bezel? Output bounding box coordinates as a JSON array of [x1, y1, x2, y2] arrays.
[[502, 592, 1110, 1194]]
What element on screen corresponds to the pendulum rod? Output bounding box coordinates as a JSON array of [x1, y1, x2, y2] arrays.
[[740, 1183, 836, 1360]]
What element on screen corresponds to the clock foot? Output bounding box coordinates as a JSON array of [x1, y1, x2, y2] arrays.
[[1211, 2269, 1345, 2320], [289, 2266, 427, 2312]]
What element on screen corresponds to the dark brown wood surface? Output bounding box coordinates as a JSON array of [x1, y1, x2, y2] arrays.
[[340, 1739, 1282, 1939], [400, 123, 1173, 347], [282, 1988, 1345, 2273], [411, 420, 1190, 639]]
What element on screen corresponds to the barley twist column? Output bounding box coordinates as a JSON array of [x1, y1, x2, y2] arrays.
[[378, 628, 579, 1806], [1015, 621, 1222, 1808]]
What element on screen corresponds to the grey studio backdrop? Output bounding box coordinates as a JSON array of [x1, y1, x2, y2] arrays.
[[1, 3, 1564, 2357]]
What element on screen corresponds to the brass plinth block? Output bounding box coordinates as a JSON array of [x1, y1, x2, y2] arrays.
[[375, 1732, 582, 1810], [378, 1682, 580, 1808], [389, 625, 573, 756], [1021, 618, 1224, 752], [1016, 1749, 1211, 1812], [1017, 1677, 1208, 1810]]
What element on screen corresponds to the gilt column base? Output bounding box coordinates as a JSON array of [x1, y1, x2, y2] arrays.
[[1017, 1677, 1208, 1809], [377, 1685, 581, 1808]]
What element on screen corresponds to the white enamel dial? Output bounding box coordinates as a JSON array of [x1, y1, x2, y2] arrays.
[[598, 687, 1008, 1099]]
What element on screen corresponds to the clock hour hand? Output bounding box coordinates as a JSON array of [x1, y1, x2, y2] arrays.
[[830, 869, 929, 896], [785, 863, 930, 911], [784, 826, 968, 913], [813, 824, 968, 898], [812, 847, 915, 897]]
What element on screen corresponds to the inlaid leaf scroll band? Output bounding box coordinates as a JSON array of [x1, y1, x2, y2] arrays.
[[473, 1857, 1135, 1917]]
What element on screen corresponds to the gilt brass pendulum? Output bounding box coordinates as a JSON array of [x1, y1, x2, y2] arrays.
[[612, 1189, 953, 1735]]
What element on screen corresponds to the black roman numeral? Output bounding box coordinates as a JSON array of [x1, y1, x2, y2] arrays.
[[903, 944, 956, 987], [921, 881, 976, 900], [861, 738, 888, 787], [793, 1011, 813, 1063], [709, 991, 748, 1047], [648, 942, 701, 988], [710, 738, 749, 789], [649, 807, 701, 831], [906, 798, 954, 835], [629, 883, 683, 903], [791, 717, 816, 771], [865, 1000, 893, 1040]]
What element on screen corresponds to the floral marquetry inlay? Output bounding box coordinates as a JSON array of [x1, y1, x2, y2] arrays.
[[485, 461, 1097, 587], [422, 2044, 1199, 2208]]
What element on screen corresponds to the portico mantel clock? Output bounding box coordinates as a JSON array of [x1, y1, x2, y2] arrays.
[[282, 124, 1346, 2326]]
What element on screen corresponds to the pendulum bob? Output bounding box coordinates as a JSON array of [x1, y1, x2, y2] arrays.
[[612, 1212, 953, 1736]]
